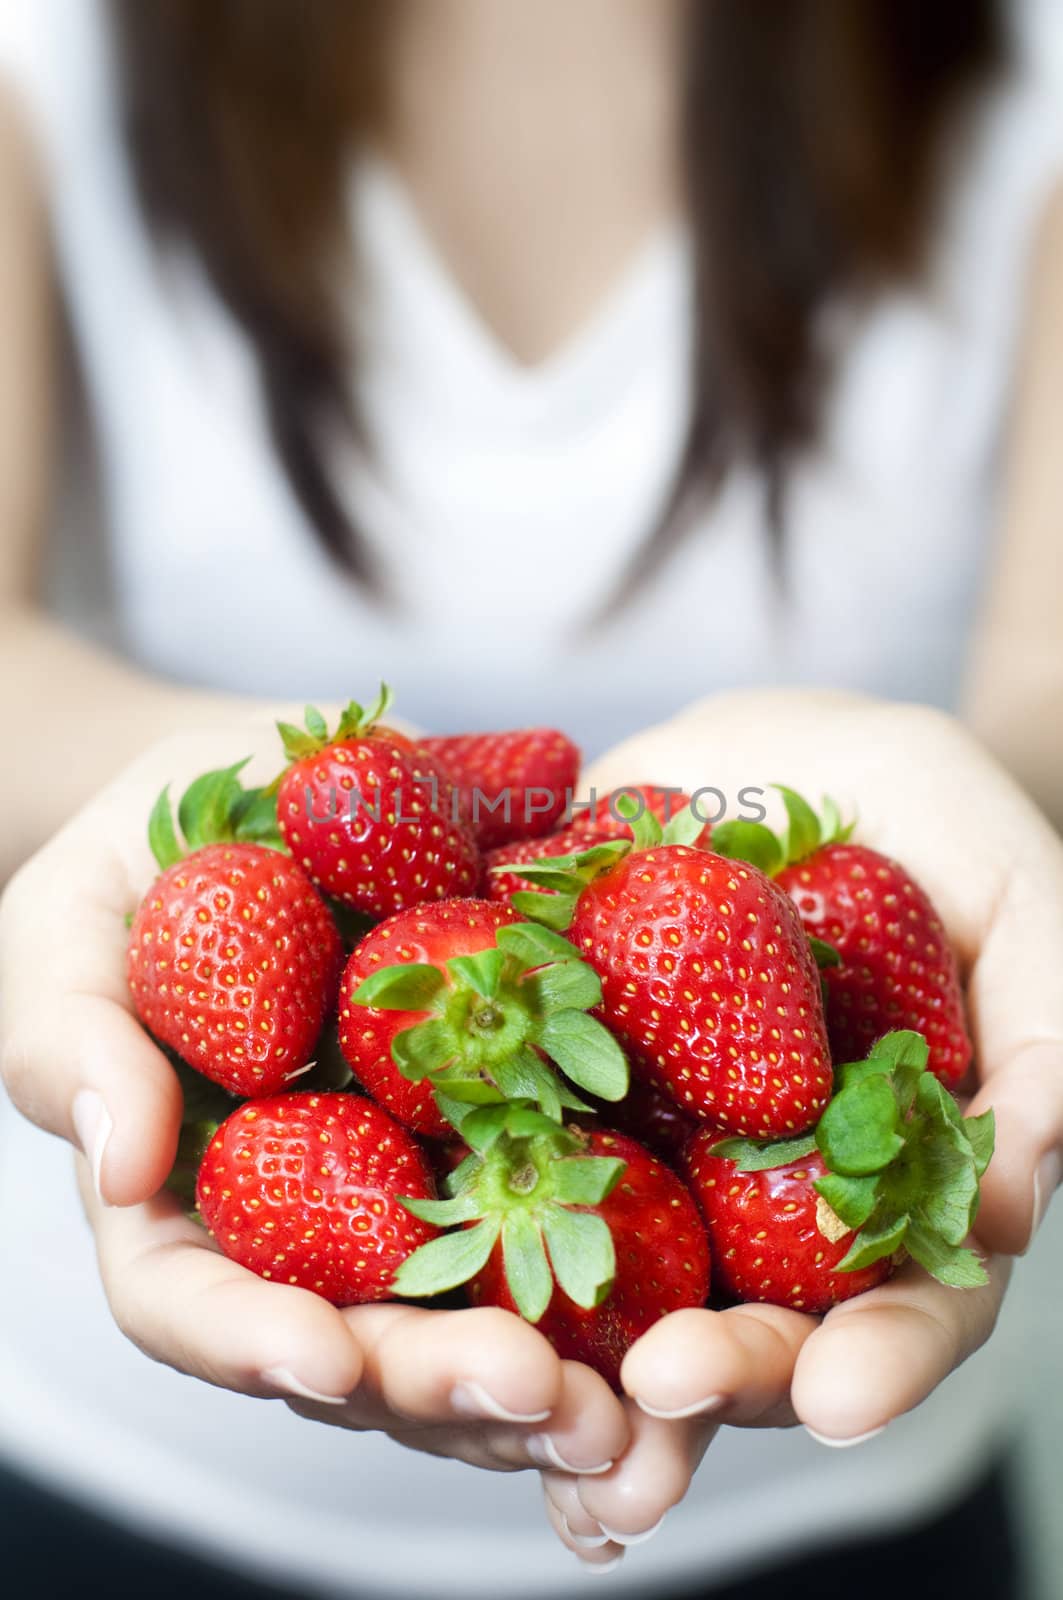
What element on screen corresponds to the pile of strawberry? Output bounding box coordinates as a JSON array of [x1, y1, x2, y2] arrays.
[[127, 689, 994, 1387]]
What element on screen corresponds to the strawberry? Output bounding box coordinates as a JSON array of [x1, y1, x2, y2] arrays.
[[572, 785, 710, 844], [713, 788, 972, 1087], [339, 902, 628, 1138], [396, 1103, 710, 1387], [197, 1093, 439, 1305], [686, 1031, 994, 1312], [685, 1143, 888, 1312], [275, 690, 480, 918], [421, 727, 580, 849], [506, 810, 833, 1139], [128, 767, 342, 1098]]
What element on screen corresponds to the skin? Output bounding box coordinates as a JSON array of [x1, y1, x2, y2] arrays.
[[1, 0, 1063, 1573]]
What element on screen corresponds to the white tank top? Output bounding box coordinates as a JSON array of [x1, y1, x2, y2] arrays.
[[1, 3, 1062, 1596]]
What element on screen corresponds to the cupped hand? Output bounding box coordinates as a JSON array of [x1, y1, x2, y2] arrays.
[[543, 688, 1061, 1562], [0, 720, 629, 1505]]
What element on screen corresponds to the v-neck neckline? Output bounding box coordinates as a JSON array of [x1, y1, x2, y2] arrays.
[[347, 152, 691, 409]]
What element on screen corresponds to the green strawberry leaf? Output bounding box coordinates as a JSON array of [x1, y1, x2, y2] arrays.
[[495, 923, 583, 969], [534, 1011, 629, 1102], [353, 965, 448, 1013], [178, 760, 250, 849], [511, 890, 577, 931], [552, 1156, 627, 1206], [661, 805, 707, 848], [501, 1211, 554, 1323], [394, 1216, 502, 1298], [524, 958, 602, 1016], [448, 950, 506, 1000], [399, 1192, 484, 1226], [276, 720, 319, 762], [231, 786, 286, 850], [710, 1133, 818, 1172], [835, 1209, 909, 1273], [492, 1048, 563, 1122], [542, 1207, 616, 1310], [148, 785, 183, 872], [458, 1103, 516, 1154], [391, 1018, 457, 1080], [904, 1224, 988, 1288], [429, 1072, 504, 1106], [304, 705, 329, 743], [816, 1073, 905, 1176], [808, 937, 842, 970], [964, 1110, 996, 1179], [775, 785, 822, 864], [500, 1104, 574, 1143], [711, 820, 785, 877], [812, 1170, 880, 1230]]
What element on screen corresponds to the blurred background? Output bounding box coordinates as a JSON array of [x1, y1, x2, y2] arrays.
[[1, 1, 1063, 1597]]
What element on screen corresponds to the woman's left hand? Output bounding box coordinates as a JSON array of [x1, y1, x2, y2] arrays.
[[541, 688, 1061, 1567]]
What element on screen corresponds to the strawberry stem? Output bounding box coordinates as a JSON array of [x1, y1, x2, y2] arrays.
[[713, 1030, 995, 1289], [350, 922, 629, 1119]]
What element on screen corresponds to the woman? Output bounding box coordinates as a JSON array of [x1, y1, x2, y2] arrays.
[[0, 1, 1061, 1594]]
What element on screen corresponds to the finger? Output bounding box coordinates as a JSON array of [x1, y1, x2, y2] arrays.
[[299, 1355, 631, 1478], [966, 853, 1063, 1252], [542, 1475, 625, 1567], [573, 1401, 719, 1544], [620, 1303, 816, 1427], [0, 839, 183, 1204], [83, 1162, 364, 1402], [792, 1252, 1010, 1444], [338, 1303, 565, 1430], [484, 1360, 630, 1473]]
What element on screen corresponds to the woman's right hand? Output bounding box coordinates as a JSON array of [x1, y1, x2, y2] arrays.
[[0, 723, 630, 1501]]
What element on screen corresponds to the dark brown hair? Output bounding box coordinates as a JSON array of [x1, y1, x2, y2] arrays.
[[109, 0, 1004, 609]]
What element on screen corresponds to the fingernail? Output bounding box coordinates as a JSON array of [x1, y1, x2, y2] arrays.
[[579, 1555, 624, 1575], [527, 1435, 614, 1474], [1028, 1150, 1062, 1247], [598, 1515, 664, 1547], [262, 1367, 350, 1406], [635, 1392, 726, 1421], [805, 1424, 885, 1449], [561, 1514, 611, 1549], [72, 1089, 113, 1205], [450, 1381, 551, 1424]]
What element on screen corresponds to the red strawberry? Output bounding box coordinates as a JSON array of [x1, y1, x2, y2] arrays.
[[197, 1093, 438, 1305], [421, 727, 579, 849], [128, 772, 342, 1098], [396, 1107, 709, 1388], [339, 901, 628, 1137], [513, 813, 832, 1139], [685, 1030, 995, 1311], [684, 1138, 886, 1312], [714, 788, 971, 1087], [573, 785, 710, 844], [275, 692, 480, 919], [476, 1129, 708, 1385]]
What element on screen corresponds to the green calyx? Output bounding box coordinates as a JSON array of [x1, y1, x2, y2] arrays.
[[275, 684, 393, 765], [148, 761, 284, 872], [713, 1030, 995, 1289], [497, 796, 708, 932], [712, 785, 854, 878], [395, 1102, 626, 1320], [351, 922, 629, 1118]]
